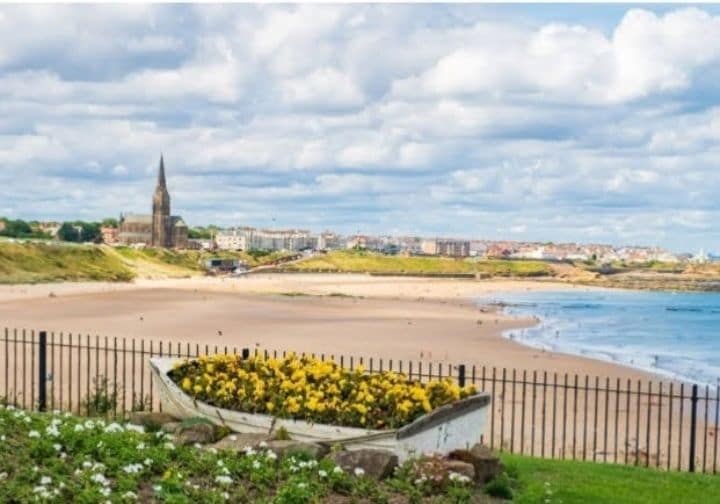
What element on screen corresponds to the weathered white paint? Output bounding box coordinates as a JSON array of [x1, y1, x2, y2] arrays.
[[150, 357, 489, 461]]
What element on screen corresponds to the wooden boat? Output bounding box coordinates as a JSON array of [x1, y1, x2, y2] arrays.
[[150, 357, 491, 461]]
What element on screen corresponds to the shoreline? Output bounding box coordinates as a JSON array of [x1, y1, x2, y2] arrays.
[[0, 274, 662, 382]]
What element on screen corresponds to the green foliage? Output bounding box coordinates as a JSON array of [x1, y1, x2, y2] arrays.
[[0, 218, 50, 239], [81, 376, 118, 417], [483, 471, 515, 499], [283, 250, 553, 277], [100, 218, 118, 228], [57, 221, 101, 243]]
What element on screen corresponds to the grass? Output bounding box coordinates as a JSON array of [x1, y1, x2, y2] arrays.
[[282, 249, 554, 277], [502, 453, 720, 503], [0, 241, 298, 284], [0, 240, 134, 283]]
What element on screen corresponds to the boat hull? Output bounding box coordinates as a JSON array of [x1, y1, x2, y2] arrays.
[[150, 357, 490, 461]]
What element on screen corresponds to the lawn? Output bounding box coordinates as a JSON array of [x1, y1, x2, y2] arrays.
[[282, 250, 553, 278], [502, 453, 720, 503]]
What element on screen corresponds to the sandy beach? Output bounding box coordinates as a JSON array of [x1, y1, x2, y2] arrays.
[[2, 274, 710, 469], [0, 274, 653, 381]]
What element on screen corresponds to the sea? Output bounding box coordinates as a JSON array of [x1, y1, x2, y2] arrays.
[[481, 288, 720, 386]]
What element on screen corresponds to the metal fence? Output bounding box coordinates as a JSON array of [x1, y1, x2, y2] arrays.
[[1, 327, 718, 474]]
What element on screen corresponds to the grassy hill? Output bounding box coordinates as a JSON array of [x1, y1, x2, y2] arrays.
[[280, 249, 554, 277], [0, 241, 135, 283], [0, 240, 296, 284]]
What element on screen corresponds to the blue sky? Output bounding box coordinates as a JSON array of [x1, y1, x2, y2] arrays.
[[1, 4, 719, 252]]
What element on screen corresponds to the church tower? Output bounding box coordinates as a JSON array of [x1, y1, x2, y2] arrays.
[[151, 155, 171, 247]]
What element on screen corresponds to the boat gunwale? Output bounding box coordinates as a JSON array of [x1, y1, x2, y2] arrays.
[[150, 357, 490, 441]]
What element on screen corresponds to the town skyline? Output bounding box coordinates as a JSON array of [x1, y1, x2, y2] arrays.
[[2, 5, 720, 251]]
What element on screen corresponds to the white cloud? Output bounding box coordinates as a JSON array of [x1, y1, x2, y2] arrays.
[[0, 5, 719, 251]]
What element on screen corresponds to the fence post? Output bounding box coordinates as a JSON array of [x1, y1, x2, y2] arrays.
[[38, 331, 47, 412], [241, 348, 250, 360], [689, 384, 699, 472], [458, 364, 466, 388]]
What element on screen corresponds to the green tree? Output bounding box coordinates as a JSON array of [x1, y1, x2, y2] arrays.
[[58, 222, 81, 242]]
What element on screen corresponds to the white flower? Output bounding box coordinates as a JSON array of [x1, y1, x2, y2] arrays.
[[91, 473, 110, 486], [28, 430, 40, 438], [100, 486, 111, 497], [216, 460, 225, 467], [40, 476, 52, 485], [0, 434, 5, 441], [207, 447, 218, 454], [215, 475, 232, 485], [125, 424, 144, 433], [153, 485, 162, 493], [74, 424, 85, 432], [354, 467, 365, 477], [252, 460, 261, 470], [136, 442, 146, 450], [333, 466, 343, 474], [266, 450, 277, 461], [104, 422, 123, 433], [143, 458, 153, 467], [122, 463, 144, 474], [82, 461, 93, 469], [298, 482, 307, 489], [243, 446, 256, 456], [448, 472, 471, 484], [163, 442, 175, 450], [193, 443, 202, 449], [53, 443, 62, 452], [222, 492, 229, 500], [258, 441, 268, 448], [318, 470, 328, 478], [45, 425, 60, 437], [0, 472, 7, 480]]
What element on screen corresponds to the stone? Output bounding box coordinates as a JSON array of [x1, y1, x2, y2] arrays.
[[176, 420, 218, 445], [265, 440, 329, 460], [211, 433, 271, 451], [413, 456, 475, 485], [127, 412, 177, 428], [161, 422, 181, 434], [448, 444, 503, 484], [327, 449, 398, 479]]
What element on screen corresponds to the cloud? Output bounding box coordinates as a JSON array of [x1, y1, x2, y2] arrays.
[[0, 5, 719, 251]]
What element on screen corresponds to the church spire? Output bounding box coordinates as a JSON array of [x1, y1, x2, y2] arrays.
[[157, 154, 167, 188]]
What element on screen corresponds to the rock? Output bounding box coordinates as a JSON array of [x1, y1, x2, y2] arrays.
[[265, 440, 329, 460], [440, 460, 475, 480], [211, 433, 271, 451], [448, 444, 503, 484], [161, 422, 181, 434], [327, 449, 398, 479], [128, 412, 177, 428], [176, 420, 218, 445], [413, 456, 475, 485]]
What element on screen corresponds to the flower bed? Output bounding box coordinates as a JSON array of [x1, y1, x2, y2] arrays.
[[0, 405, 480, 503], [168, 354, 476, 429]]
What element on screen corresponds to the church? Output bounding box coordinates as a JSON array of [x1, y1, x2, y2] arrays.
[[117, 156, 188, 248]]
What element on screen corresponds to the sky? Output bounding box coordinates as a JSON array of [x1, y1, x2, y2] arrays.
[[1, 4, 720, 253]]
